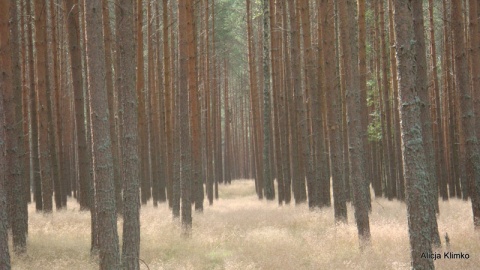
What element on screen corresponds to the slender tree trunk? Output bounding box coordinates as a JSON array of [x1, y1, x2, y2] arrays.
[[116, 0, 141, 267], [281, 0, 293, 204], [0, 92, 10, 266], [338, 0, 371, 247], [412, 0, 441, 247], [155, 1, 167, 203], [321, 0, 346, 220], [379, 0, 395, 199], [26, 0, 42, 211], [427, 0, 447, 201], [452, 0, 480, 228], [178, 0, 193, 233], [102, 0, 122, 216], [186, 0, 203, 212], [299, 0, 324, 208], [388, 0, 405, 201], [262, 0, 274, 200], [0, 124, 10, 266], [286, 0, 307, 204], [66, 0, 91, 211], [358, 0, 372, 210], [163, 0, 174, 208], [476, 1, 480, 138], [1, 0, 17, 263], [247, 0, 264, 199], [442, 0, 458, 198], [271, 0, 285, 204], [393, 0, 435, 268], [204, 0, 214, 205], [136, 0, 150, 205], [46, 0, 63, 211], [83, 0, 121, 267], [469, 0, 480, 220], [172, 1, 181, 218], [35, 0, 53, 213]]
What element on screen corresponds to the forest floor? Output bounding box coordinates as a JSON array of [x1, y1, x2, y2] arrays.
[[10, 180, 480, 270]]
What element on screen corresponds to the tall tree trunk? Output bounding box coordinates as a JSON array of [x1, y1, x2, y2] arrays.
[[35, 0, 53, 213], [163, 0, 174, 208], [428, 0, 447, 201], [412, 0, 441, 247], [46, 0, 63, 211], [0, 118, 10, 266], [321, 0, 346, 220], [1, 0, 19, 261], [78, 0, 99, 252], [178, 0, 193, 233], [262, 0, 274, 200], [299, 0, 324, 208], [476, 1, 480, 138], [0, 86, 10, 266], [286, 0, 307, 204], [452, 0, 480, 228], [393, 0, 435, 268], [83, 0, 121, 268], [379, 0, 396, 199], [136, 0, 150, 205], [204, 0, 214, 205], [388, 0, 405, 201], [102, 0, 122, 216], [26, 0, 42, 211], [186, 0, 203, 212], [66, 0, 91, 211], [338, 0, 371, 247], [116, 0, 141, 268], [281, 0, 293, 204], [469, 0, 480, 222], [442, 0, 458, 198], [155, 1, 167, 203], [358, 0, 372, 210], [271, 0, 285, 204], [247, 0, 264, 199]]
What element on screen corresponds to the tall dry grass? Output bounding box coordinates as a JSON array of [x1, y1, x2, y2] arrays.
[[10, 180, 480, 269]]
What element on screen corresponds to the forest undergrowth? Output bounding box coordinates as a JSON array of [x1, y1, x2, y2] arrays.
[[10, 180, 479, 270]]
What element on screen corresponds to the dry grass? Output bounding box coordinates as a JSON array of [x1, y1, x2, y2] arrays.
[[10, 180, 480, 269]]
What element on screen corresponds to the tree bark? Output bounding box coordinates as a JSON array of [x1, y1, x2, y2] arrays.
[[286, 0, 307, 204], [102, 0, 122, 216], [66, 0, 92, 211], [0, 0, 15, 264], [186, 0, 203, 211], [452, 0, 480, 228], [393, 0, 435, 268], [262, 0, 274, 200], [322, 0, 346, 220], [247, 0, 264, 199], [178, 0, 193, 233], [338, 0, 371, 247], [388, 0, 405, 200], [116, 0, 141, 268], [35, 0, 53, 213], [412, 0, 441, 246], [83, 0, 121, 267]]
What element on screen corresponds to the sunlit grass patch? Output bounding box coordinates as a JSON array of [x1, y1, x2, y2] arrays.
[[10, 180, 480, 269]]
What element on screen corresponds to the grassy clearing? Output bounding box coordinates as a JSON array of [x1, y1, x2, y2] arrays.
[[10, 180, 480, 269]]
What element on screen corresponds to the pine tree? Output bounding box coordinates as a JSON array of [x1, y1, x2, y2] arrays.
[[393, 0, 435, 268], [0, 0, 13, 265], [338, 0, 371, 247], [83, 0, 121, 267]]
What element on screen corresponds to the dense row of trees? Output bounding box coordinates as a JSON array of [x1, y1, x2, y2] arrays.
[[1, 0, 479, 269]]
